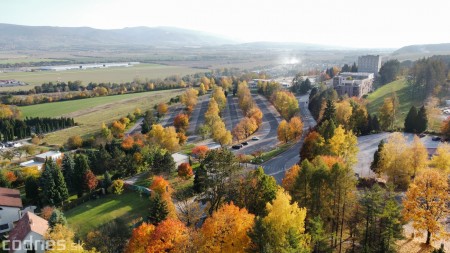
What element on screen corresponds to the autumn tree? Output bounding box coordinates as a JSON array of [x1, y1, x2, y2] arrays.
[[67, 135, 83, 149], [84, 170, 98, 192], [180, 88, 199, 113], [147, 218, 189, 253], [111, 120, 126, 138], [201, 148, 241, 215], [370, 140, 384, 174], [271, 91, 299, 120], [379, 132, 412, 189], [289, 116, 304, 140], [430, 143, 450, 173], [442, 116, 450, 140], [148, 124, 180, 152], [277, 120, 290, 143], [45, 224, 96, 252], [409, 135, 428, 178], [177, 162, 193, 179], [191, 145, 209, 161], [233, 167, 277, 216], [173, 113, 189, 133], [378, 95, 398, 130], [282, 164, 301, 193], [157, 103, 168, 117], [212, 87, 227, 112], [249, 188, 310, 252], [403, 169, 450, 244], [200, 203, 255, 252], [211, 120, 232, 146], [125, 223, 155, 253], [204, 98, 220, 127], [329, 125, 359, 167], [300, 131, 325, 162]]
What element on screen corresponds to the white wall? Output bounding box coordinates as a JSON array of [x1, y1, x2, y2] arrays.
[[9, 231, 46, 253], [0, 206, 21, 233]]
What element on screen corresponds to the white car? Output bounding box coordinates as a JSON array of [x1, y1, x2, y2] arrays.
[[251, 136, 260, 141]]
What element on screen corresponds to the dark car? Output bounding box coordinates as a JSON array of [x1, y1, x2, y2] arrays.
[[432, 136, 442, 141], [419, 133, 426, 138], [241, 141, 249, 146], [232, 144, 243, 149]]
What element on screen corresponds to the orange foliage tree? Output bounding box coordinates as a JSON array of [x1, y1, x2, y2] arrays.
[[402, 169, 450, 244], [174, 113, 189, 133], [191, 145, 209, 161], [125, 222, 155, 253], [147, 218, 190, 253], [177, 163, 193, 179], [282, 164, 300, 193], [111, 120, 126, 138], [157, 103, 168, 116], [84, 170, 98, 192], [150, 176, 172, 195], [121, 136, 134, 150], [200, 203, 255, 252]]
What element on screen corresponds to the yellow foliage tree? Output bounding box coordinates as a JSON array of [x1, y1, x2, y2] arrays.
[[200, 203, 255, 253], [263, 188, 310, 251], [335, 100, 352, 127], [282, 164, 300, 193], [212, 87, 227, 112], [212, 120, 232, 146], [329, 125, 358, 167], [379, 132, 412, 189], [45, 224, 97, 252], [402, 169, 450, 244], [277, 120, 291, 143], [289, 116, 304, 140], [408, 135, 429, 178], [430, 143, 450, 173]]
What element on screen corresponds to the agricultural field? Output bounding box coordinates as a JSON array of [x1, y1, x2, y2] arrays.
[[65, 191, 149, 237], [0, 63, 205, 91], [20, 89, 184, 145]]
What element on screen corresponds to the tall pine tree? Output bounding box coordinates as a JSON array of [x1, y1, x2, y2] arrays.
[[416, 105, 428, 133], [61, 154, 75, 192], [148, 194, 169, 225], [74, 154, 89, 197], [404, 106, 418, 133]]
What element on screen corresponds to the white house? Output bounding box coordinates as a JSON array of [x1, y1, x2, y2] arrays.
[[0, 188, 23, 234], [8, 212, 49, 253], [19, 151, 63, 170]]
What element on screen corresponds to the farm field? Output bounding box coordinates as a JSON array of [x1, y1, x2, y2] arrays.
[[0, 63, 205, 91], [65, 191, 149, 237], [20, 89, 184, 145]]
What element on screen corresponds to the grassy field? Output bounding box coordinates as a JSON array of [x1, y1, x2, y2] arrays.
[[65, 191, 149, 237], [0, 63, 205, 91], [366, 79, 423, 128], [20, 89, 184, 145]]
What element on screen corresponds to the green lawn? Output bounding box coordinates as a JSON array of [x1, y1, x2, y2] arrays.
[[20, 90, 179, 118], [65, 191, 150, 237], [0, 63, 205, 91], [23, 89, 184, 145], [366, 79, 423, 127]]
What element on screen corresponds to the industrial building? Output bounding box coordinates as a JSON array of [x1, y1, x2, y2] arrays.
[[333, 72, 374, 98]]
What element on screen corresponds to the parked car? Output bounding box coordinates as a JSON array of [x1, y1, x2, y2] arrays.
[[251, 136, 260, 141], [432, 136, 442, 141], [419, 133, 426, 138], [241, 141, 249, 146], [232, 144, 243, 149]]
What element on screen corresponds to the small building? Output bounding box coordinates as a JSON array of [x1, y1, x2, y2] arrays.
[[333, 72, 374, 98], [20, 151, 62, 170], [8, 212, 49, 253], [172, 153, 189, 167], [0, 188, 23, 233]]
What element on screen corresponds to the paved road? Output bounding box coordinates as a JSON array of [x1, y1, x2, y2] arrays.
[[162, 105, 185, 128], [187, 95, 210, 142], [261, 94, 317, 184], [222, 96, 241, 131], [234, 95, 282, 155], [126, 117, 144, 135]]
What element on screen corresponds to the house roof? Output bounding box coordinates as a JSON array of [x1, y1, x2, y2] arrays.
[[9, 212, 49, 242], [35, 151, 61, 159], [0, 188, 22, 208]]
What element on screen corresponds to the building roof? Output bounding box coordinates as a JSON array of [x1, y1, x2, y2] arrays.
[[9, 212, 49, 242], [0, 188, 22, 208], [35, 151, 61, 160]]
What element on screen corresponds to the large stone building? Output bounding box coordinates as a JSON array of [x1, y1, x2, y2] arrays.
[[333, 72, 374, 98], [358, 55, 381, 77]]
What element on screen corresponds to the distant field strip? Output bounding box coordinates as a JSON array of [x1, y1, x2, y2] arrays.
[[0, 63, 206, 90], [20, 90, 180, 118], [21, 89, 184, 145]]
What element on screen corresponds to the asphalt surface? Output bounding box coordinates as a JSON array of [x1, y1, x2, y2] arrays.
[[222, 96, 241, 131], [186, 95, 210, 142], [162, 105, 185, 128], [260, 94, 317, 184], [233, 95, 282, 155]]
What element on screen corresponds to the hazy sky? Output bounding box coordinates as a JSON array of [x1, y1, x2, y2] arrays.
[[1, 0, 449, 48]]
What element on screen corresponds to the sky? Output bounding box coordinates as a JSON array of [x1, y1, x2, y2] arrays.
[[1, 0, 449, 48]]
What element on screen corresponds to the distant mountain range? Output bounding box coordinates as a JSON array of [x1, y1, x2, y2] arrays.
[[393, 43, 450, 55], [0, 23, 237, 50]]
